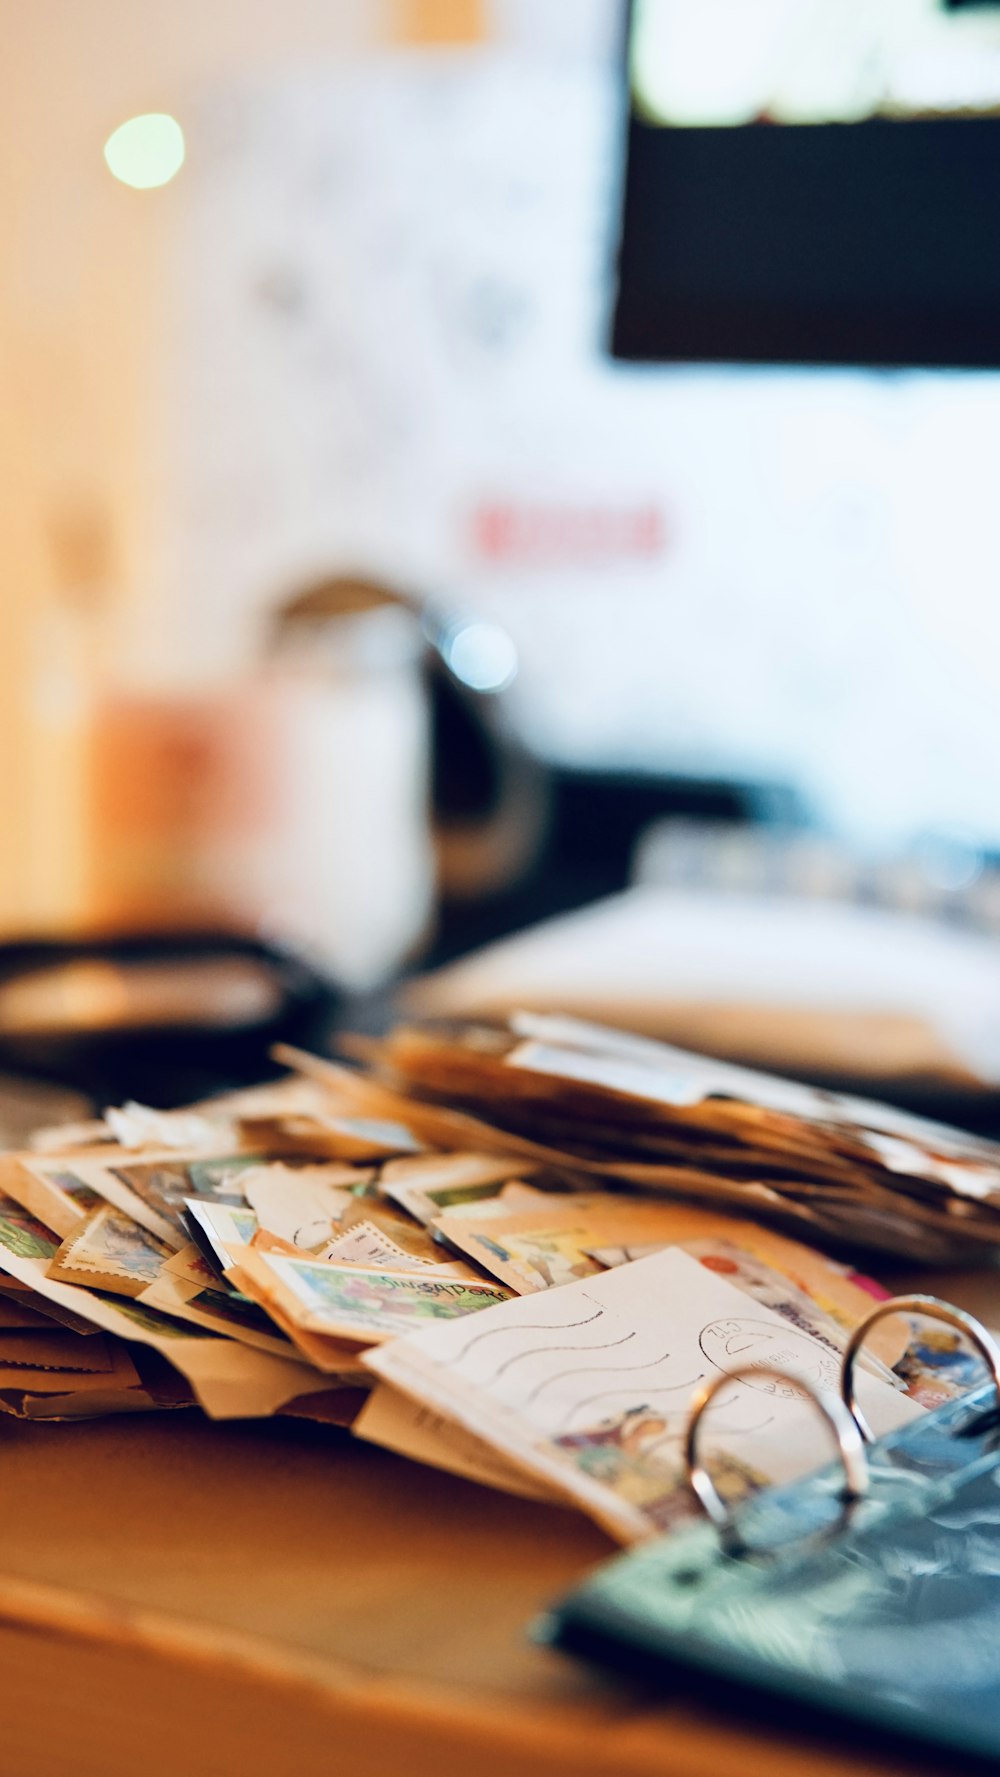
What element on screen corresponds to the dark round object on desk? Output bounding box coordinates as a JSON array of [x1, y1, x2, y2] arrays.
[[0, 932, 336, 1109]]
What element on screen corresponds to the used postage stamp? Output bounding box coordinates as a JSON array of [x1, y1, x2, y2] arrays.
[[47, 1205, 172, 1298], [248, 1252, 510, 1343]]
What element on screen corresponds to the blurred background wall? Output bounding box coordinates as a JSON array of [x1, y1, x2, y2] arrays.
[[0, 0, 491, 936], [4, 0, 1000, 975], [0, 0, 618, 948]]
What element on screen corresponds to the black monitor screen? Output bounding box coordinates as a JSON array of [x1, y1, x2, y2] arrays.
[[613, 0, 1000, 366]]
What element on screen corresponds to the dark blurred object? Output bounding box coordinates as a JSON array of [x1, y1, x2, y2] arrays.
[[0, 933, 333, 1109], [614, 3, 1000, 366], [423, 767, 802, 966]]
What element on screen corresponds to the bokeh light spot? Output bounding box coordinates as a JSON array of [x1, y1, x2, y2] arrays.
[[103, 114, 185, 189], [444, 620, 518, 693]]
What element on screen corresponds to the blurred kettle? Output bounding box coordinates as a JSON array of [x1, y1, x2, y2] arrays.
[[267, 575, 550, 958]]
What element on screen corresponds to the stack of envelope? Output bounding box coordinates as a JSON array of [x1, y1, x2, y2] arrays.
[[331, 1013, 1000, 1262], [0, 1014, 993, 1537]]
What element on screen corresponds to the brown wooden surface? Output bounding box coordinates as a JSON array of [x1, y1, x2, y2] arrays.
[[0, 1405, 994, 1777]]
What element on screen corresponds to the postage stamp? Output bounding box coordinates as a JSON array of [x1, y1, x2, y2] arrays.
[[47, 1205, 172, 1298], [0, 1152, 104, 1240], [250, 1252, 510, 1343]]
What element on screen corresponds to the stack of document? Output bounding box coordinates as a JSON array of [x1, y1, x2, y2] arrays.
[[329, 1013, 1000, 1261], [0, 1014, 993, 1536]]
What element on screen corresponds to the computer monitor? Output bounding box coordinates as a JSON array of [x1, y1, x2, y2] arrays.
[[614, 0, 1000, 367]]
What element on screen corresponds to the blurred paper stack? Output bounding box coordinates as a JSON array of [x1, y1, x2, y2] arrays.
[[329, 1013, 1000, 1262], [0, 1013, 995, 1536]]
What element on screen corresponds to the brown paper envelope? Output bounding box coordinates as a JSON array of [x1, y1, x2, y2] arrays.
[[0, 1193, 334, 1419], [280, 1385, 370, 1427], [0, 1295, 72, 1333], [0, 1338, 140, 1393], [0, 1329, 116, 1373], [138, 1270, 298, 1360], [0, 1281, 101, 1335], [0, 1150, 106, 1240], [0, 1366, 126, 1393], [226, 1253, 371, 1376], [354, 1383, 560, 1503]]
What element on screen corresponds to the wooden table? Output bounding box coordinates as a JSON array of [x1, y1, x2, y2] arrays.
[[0, 1389, 993, 1777]]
